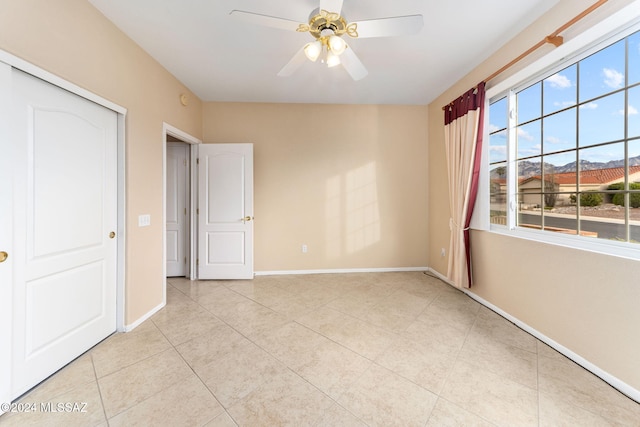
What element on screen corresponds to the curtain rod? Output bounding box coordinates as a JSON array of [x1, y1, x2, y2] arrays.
[[442, 0, 608, 111]]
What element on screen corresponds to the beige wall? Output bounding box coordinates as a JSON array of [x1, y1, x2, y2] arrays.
[[0, 0, 203, 324], [428, 0, 640, 391], [203, 102, 429, 271]]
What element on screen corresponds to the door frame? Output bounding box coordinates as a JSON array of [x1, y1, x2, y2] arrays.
[[162, 123, 201, 292], [0, 49, 127, 407]]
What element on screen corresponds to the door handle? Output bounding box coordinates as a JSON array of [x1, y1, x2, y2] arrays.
[[109, 231, 116, 239], [242, 216, 254, 222], [0, 251, 7, 263]]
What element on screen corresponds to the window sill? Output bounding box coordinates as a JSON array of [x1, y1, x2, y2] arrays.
[[488, 224, 640, 261]]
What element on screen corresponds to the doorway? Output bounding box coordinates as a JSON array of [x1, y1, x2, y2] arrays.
[[163, 124, 200, 283], [166, 139, 189, 277]]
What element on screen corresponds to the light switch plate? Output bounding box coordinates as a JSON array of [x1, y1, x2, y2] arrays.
[[138, 214, 151, 227]]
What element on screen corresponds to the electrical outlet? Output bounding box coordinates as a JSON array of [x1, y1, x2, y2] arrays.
[[302, 244, 308, 253], [441, 248, 446, 257]]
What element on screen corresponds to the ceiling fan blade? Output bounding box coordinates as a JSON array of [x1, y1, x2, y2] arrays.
[[352, 15, 423, 38], [319, 0, 343, 14], [277, 46, 308, 77], [230, 10, 302, 32], [341, 46, 368, 81]]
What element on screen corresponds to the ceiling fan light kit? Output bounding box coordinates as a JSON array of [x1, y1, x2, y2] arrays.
[[230, 1, 423, 81], [303, 30, 348, 66]]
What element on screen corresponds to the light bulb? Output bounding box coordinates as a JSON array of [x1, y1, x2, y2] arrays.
[[328, 35, 346, 55], [304, 41, 322, 62], [326, 51, 341, 68]]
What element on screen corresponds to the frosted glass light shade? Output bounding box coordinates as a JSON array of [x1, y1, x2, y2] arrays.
[[326, 51, 341, 67], [328, 35, 346, 55], [304, 41, 322, 62]]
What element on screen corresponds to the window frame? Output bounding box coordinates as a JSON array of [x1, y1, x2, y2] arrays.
[[476, 3, 640, 261]]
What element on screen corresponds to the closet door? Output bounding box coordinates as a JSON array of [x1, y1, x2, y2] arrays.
[[4, 68, 118, 399]]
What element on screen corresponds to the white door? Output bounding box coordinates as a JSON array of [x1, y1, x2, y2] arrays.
[[166, 143, 189, 277], [198, 143, 254, 279], [5, 69, 117, 398]]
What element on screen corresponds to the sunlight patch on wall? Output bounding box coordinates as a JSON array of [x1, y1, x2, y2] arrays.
[[325, 162, 381, 258]]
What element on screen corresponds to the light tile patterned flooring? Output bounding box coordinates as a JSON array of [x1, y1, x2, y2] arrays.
[[2, 272, 639, 426]]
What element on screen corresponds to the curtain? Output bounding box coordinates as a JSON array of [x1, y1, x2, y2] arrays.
[[443, 82, 485, 288]]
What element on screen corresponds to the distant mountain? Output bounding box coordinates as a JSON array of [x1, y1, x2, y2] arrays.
[[490, 155, 640, 179]]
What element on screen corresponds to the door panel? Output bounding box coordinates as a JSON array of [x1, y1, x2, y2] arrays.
[[198, 143, 253, 279], [206, 154, 245, 222], [207, 232, 245, 264], [30, 108, 104, 257], [166, 143, 188, 277], [27, 261, 105, 354], [10, 69, 117, 397]]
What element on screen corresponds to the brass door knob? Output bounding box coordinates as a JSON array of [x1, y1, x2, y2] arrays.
[[0, 251, 7, 263], [243, 216, 253, 222], [109, 231, 116, 239]]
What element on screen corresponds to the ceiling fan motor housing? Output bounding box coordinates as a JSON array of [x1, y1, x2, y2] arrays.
[[306, 8, 352, 39]]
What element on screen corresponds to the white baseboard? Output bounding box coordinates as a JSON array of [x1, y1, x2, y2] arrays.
[[123, 300, 165, 332], [425, 267, 640, 403], [255, 266, 429, 276], [425, 267, 456, 287]]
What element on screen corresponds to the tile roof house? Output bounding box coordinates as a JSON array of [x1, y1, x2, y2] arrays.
[[518, 165, 640, 206]]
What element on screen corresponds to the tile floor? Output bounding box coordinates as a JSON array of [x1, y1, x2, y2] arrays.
[[2, 271, 639, 426]]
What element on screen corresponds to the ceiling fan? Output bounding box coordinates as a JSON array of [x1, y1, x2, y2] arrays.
[[230, 0, 423, 81]]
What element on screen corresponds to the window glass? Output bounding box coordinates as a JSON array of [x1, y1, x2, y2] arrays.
[[517, 82, 541, 124], [578, 142, 624, 167], [489, 97, 508, 131], [543, 108, 576, 154], [517, 120, 541, 159], [578, 91, 625, 147], [579, 203, 626, 242], [543, 64, 577, 115], [629, 138, 640, 168], [545, 206, 578, 236], [628, 32, 640, 85], [579, 39, 625, 102], [517, 158, 542, 211], [518, 193, 542, 228], [489, 133, 507, 163], [490, 162, 507, 225], [544, 153, 575, 209], [577, 143, 624, 241], [628, 86, 640, 138], [489, 97, 508, 225]]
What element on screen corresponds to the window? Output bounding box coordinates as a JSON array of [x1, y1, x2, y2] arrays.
[[488, 25, 640, 250]]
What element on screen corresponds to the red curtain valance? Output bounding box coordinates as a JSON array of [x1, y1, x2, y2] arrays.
[[444, 83, 485, 126]]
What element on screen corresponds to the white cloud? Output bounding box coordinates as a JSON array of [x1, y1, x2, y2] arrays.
[[603, 68, 624, 89], [490, 145, 506, 154], [554, 100, 576, 108], [579, 102, 598, 110], [546, 73, 572, 89], [545, 136, 563, 145], [517, 127, 534, 141], [616, 105, 638, 116]]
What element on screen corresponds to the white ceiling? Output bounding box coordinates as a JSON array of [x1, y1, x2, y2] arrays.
[[88, 0, 559, 105]]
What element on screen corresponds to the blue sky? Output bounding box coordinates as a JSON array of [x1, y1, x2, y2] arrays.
[[489, 31, 640, 168]]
